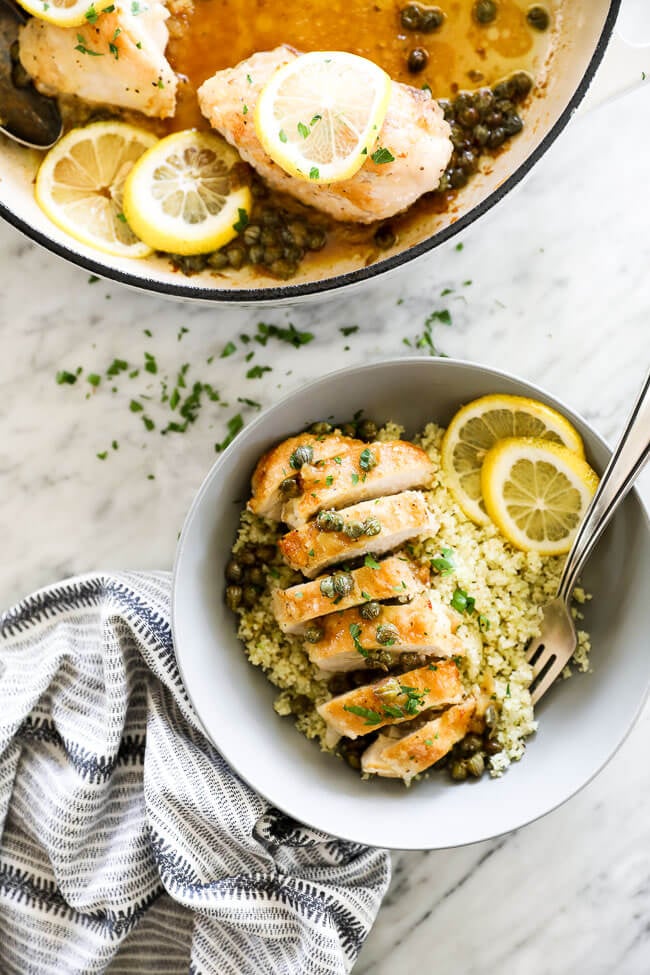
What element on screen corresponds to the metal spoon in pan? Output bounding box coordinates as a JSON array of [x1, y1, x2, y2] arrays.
[[0, 0, 62, 149]]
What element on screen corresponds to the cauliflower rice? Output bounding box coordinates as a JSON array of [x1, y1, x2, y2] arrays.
[[230, 422, 591, 779]]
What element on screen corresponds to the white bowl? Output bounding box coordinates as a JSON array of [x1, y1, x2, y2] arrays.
[[172, 359, 650, 849]]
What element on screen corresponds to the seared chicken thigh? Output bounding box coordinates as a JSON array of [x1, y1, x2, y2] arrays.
[[198, 46, 453, 223], [19, 0, 177, 118]]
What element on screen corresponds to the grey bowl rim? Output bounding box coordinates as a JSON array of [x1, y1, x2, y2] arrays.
[[172, 356, 650, 850]]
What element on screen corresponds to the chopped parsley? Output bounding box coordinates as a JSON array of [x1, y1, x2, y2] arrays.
[[56, 370, 78, 385], [86, 373, 101, 387], [478, 614, 490, 632], [339, 325, 359, 337], [349, 622, 368, 658], [75, 34, 104, 56], [215, 413, 244, 452], [246, 364, 271, 379], [431, 546, 455, 576], [450, 587, 476, 615], [359, 448, 377, 471], [242, 104, 248, 115], [220, 341, 236, 358], [237, 397, 261, 410], [351, 473, 359, 485], [343, 704, 382, 725], [371, 147, 395, 165], [309, 166, 320, 180], [278, 129, 288, 143], [325, 475, 334, 486], [129, 399, 143, 413], [233, 208, 249, 232], [364, 555, 381, 570], [84, 4, 98, 22], [297, 121, 310, 139], [144, 352, 157, 374], [96, 451, 108, 460], [255, 321, 314, 348]]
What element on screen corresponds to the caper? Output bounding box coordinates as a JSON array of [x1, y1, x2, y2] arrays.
[[261, 208, 281, 228], [373, 676, 402, 703], [226, 244, 246, 269], [363, 517, 382, 537], [242, 585, 258, 607], [344, 750, 362, 770], [320, 576, 336, 598], [459, 734, 483, 757], [527, 4, 549, 30], [243, 224, 261, 245], [307, 228, 327, 251], [279, 477, 301, 499], [407, 47, 429, 73], [309, 421, 334, 435], [458, 105, 480, 128], [305, 625, 323, 643], [225, 559, 244, 583], [365, 650, 393, 670], [503, 114, 523, 136], [269, 259, 297, 279], [225, 585, 243, 611], [473, 124, 490, 147], [333, 572, 355, 596], [510, 71, 533, 101], [376, 622, 400, 646], [374, 225, 397, 250], [400, 3, 422, 30], [466, 752, 485, 778], [248, 244, 265, 265], [450, 760, 468, 781], [289, 444, 314, 469], [343, 520, 365, 539], [420, 6, 444, 32], [340, 422, 357, 438], [485, 109, 504, 128], [360, 601, 382, 621], [264, 246, 283, 265], [247, 566, 265, 587], [483, 736, 502, 756], [458, 149, 478, 173], [207, 250, 229, 270], [239, 549, 257, 567], [255, 544, 276, 563], [473, 88, 495, 114], [473, 0, 497, 24], [487, 127, 506, 149], [449, 168, 469, 189], [399, 652, 419, 668], [316, 509, 344, 532], [357, 418, 378, 441]]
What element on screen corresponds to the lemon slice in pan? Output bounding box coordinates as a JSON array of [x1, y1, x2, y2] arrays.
[[441, 394, 586, 525], [123, 130, 252, 256], [35, 121, 156, 258], [481, 437, 599, 555], [255, 51, 392, 184]]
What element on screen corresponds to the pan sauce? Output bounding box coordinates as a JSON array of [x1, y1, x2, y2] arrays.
[[163, 0, 561, 276]]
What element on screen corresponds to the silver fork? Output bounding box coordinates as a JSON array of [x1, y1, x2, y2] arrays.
[[527, 370, 650, 704]]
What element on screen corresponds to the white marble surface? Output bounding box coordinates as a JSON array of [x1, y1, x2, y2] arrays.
[[1, 79, 650, 974]]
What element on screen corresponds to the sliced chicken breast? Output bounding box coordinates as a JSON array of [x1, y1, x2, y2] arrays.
[[19, 1, 177, 119], [271, 555, 425, 634], [198, 46, 453, 223], [361, 699, 476, 782], [279, 491, 436, 579], [281, 440, 434, 528], [317, 660, 463, 742], [307, 593, 464, 673], [248, 432, 362, 520]]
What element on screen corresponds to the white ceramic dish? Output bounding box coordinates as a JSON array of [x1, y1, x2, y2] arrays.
[[172, 359, 650, 849]]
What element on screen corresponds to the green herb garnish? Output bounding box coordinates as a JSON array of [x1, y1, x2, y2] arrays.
[[343, 704, 382, 725], [431, 546, 455, 576], [233, 208, 249, 232], [246, 365, 271, 379], [371, 147, 395, 164], [309, 166, 320, 179], [364, 555, 381, 570], [221, 341, 236, 358], [359, 448, 377, 471], [56, 370, 77, 385], [349, 622, 368, 658], [297, 121, 310, 139], [450, 587, 476, 615], [215, 413, 244, 452]]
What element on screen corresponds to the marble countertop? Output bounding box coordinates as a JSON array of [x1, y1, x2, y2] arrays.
[[1, 77, 650, 974]]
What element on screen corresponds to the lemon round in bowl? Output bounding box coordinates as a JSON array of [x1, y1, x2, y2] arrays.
[[481, 437, 599, 555], [123, 130, 252, 256], [35, 121, 156, 259], [254, 51, 392, 184], [172, 358, 650, 850], [440, 393, 586, 526]]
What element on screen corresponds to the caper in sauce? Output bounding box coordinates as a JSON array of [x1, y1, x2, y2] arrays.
[[473, 0, 497, 24], [357, 419, 378, 442], [526, 4, 549, 30], [289, 444, 314, 469], [343, 520, 365, 539], [308, 421, 334, 435], [225, 585, 243, 611], [333, 572, 355, 596], [305, 625, 323, 643], [316, 509, 345, 532], [225, 559, 244, 583], [407, 47, 429, 73], [360, 601, 382, 620], [376, 622, 400, 645], [279, 476, 301, 498], [320, 576, 336, 598]]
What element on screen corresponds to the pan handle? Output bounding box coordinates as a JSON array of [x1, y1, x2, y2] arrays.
[[580, 30, 650, 112]]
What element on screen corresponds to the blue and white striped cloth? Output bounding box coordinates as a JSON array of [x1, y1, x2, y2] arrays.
[[0, 572, 390, 974]]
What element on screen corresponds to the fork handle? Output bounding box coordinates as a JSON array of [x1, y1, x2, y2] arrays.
[[558, 369, 650, 602]]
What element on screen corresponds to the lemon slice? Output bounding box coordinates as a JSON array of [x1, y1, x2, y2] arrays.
[[481, 438, 598, 555], [441, 394, 586, 525], [36, 121, 156, 258], [255, 51, 392, 184], [123, 130, 252, 256], [17, 0, 106, 30]]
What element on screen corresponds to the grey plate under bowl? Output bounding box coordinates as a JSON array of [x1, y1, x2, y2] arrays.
[[172, 358, 650, 850]]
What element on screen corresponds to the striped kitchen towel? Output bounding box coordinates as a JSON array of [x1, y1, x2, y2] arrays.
[[0, 572, 390, 974]]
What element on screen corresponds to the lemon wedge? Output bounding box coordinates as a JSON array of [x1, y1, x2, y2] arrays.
[[123, 130, 252, 256], [16, 0, 103, 28], [255, 51, 392, 184], [441, 394, 586, 525], [481, 437, 599, 555], [35, 121, 156, 258]]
